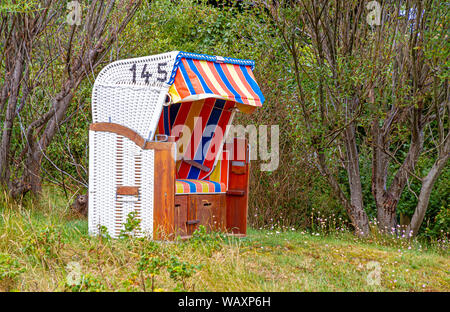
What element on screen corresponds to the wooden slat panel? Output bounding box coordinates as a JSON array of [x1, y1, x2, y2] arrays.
[[226, 138, 249, 235], [116, 186, 139, 196], [193, 194, 226, 232], [153, 144, 176, 240], [90, 123, 174, 151], [187, 195, 197, 235], [226, 189, 245, 196], [174, 195, 188, 237]]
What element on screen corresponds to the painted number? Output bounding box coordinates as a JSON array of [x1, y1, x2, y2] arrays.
[[129, 63, 137, 83], [141, 64, 152, 83], [129, 62, 168, 84], [157, 62, 168, 82]]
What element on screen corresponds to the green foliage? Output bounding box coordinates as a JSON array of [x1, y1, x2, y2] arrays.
[[0, 253, 25, 291], [7, 0, 446, 239], [119, 211, 142, 239], [134, 238, 201, 291], [21, 225, 65, 266], [166, 255, 201, 291], [136, 241, 163, 291], [127, 0, 270, 58], [0, 194, 449, 291], [0, 0, 41, 13], [138, 255, 164, 276], [186, 225, 227, 256], [97, 225, 111, 240], [267, 0, 449, 237], [66, 274, 106, 292], [424, 205, 450, 240]]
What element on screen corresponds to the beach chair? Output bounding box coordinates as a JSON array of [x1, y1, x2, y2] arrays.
[[88, 51, 264, 239]]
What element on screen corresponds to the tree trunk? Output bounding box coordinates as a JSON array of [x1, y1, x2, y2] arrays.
[[371, 117, 395, 232], [22, 88, 75, 194], [375, 106, 424, 233], [376, 193, 398, 233], [0, 49, 24, 183], [0, 0, 143, 198], [317, 147, 369, 236], [407, 147, 449, 236], [343, 122, 369, 235], [26, 144, 44, 194]]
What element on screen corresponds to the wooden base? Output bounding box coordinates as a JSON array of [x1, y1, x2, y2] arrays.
[[172, 189, 249, 238], [155, 138, 250, 240], [177, 233, 246, 240], [174, 194, 226, 236]]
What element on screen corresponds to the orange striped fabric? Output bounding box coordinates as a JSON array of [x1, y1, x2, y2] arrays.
[[205, 149, 229, 188], [168, 53, 264, 113]]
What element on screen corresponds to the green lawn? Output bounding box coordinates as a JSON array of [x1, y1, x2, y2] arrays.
[[0, 189, 448, 292]]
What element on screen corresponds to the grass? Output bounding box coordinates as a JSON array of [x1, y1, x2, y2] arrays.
[[0, 186, 448, 292]]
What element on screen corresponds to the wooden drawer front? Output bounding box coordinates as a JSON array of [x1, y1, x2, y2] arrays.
[[187, 195, 198, 235], [174, 195, 188, 237], [190, 194, 225, 233]]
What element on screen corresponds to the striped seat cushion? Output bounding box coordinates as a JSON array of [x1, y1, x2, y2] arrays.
[[175, 179, 226, 194]]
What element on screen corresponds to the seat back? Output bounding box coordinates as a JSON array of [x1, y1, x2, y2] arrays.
[[157, 98, 235, 180]]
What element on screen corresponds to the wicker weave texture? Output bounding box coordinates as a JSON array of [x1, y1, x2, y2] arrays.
[[89, 52, 179, 238], [88, 130, 155, 238], [92, 52, 179, 139]]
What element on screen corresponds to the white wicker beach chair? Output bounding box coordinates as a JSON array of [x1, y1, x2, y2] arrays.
[[89, 51, 264, 239]]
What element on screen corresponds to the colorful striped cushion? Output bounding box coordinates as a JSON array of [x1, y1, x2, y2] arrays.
[[175, 179, 226, 194]]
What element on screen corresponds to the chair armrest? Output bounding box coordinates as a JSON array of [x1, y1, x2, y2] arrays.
[[90, 122, 174, 151]]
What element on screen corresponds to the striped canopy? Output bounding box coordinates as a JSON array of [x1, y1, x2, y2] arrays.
[[167, 52, 265, 113]]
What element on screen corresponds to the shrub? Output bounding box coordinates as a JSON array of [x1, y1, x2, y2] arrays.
[[0, 253, 25, 291]]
